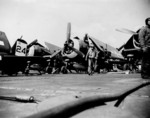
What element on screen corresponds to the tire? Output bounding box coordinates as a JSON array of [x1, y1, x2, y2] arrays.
[[61, 66, 68, 74]]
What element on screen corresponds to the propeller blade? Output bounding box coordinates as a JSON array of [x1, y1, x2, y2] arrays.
[[123, 48, 141, 52], [43, 50, 61, 58], [66, 22, 71, 42], [116, 28, 137, 35], [62, 22, 72, 54]]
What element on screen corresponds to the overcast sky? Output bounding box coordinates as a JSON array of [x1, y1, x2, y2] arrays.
[[0, 0, 150, 48]]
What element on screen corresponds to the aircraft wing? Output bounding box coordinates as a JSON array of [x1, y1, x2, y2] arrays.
[[45, 42, 62, 54], [88, 36, 124, 59], [0, 31, 11, 54], [116, 28, 141, 52]]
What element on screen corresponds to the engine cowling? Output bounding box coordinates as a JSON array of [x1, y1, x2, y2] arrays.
[[62, 38, 80, 59]]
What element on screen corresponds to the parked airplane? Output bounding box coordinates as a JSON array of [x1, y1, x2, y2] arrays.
[[24, 40, 54, 74], [0, 31, 51, 75], [58, 23, 126, 73], [116, 27, 142, 71]]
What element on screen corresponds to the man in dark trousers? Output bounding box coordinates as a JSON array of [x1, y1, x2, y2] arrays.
[[139, 17, 150, 79]]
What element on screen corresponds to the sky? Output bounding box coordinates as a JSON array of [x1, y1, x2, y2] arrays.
[[0, 0, 150, 48]]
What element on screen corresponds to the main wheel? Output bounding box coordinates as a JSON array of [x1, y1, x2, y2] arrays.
[[61, 66, 68, 74]]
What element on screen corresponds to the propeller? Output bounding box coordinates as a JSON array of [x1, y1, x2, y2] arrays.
[[116, 28, 138, 35], [62, 22, 85, 59]]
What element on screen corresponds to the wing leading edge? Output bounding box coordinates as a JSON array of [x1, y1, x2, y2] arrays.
[[88, 36, 124, 60], [45, 42, 62, 54]]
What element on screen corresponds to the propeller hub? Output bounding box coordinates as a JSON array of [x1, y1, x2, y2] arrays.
[[64, 39, 74, 54]]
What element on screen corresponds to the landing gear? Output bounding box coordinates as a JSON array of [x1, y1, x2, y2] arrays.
[[45, 59, 53, 74], [61, 66, 68, 74]]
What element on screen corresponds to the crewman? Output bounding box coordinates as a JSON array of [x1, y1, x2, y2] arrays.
[[85, 43, 96, 75], [139, 17, 150, 79]]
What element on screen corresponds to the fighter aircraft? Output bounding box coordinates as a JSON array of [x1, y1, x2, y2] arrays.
[[0, 31, 51, 75], [116, 27, 142, 71], [58, 23, 125, 73], [19, 38, 64, 75], [23, 39, 54, 75]]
